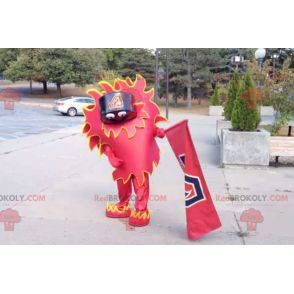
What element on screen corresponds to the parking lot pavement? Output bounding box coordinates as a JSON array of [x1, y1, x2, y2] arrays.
[[0, 102, 84, 141], [0, 111, 293, 244]]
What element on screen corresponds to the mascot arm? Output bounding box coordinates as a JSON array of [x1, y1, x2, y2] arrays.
[[102, 145, 124, 168], [153, 126, 165, 139]]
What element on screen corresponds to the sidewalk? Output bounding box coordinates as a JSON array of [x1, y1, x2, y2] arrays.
[[0, 113, 293, 244]]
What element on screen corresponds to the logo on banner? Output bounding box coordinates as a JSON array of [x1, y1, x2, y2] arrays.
[[178, 154, 186, 169], [185, 174, 206, 207], [108, 93, 124, 110]]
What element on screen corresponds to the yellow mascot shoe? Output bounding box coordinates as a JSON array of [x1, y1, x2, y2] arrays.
[[106, 203, 131, 218], [129, 209, 150, 227]]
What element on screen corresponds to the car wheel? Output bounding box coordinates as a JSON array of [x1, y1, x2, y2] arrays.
[[67, 107, 77, 117]]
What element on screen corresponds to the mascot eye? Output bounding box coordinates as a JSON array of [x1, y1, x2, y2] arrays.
[[118, 111, 127, 117], [106, 113, 115, 119]]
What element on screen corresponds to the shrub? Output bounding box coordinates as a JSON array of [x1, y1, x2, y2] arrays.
[[224, 70, 241, 120], [270, 59, 294, 134], [261, 79, 273, 106], [209, 86, 221, 106], [231, 71, 261, 131], [248, 60, 275, 106], [271, 92, 294, 135]]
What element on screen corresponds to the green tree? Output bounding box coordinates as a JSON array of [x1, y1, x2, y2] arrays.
[[36, 48, 105, 97], [181, 49, 215, 106], [159, 48, 217, 106], [243, 69, 255, 89], [248, 60, 274, 106], [209, 85, 221, 105], [224, 70, 241, 120], [231, 70, 260, 131], [0, 49, 19, 75], [99, 70, 121, 84], [4, 49, 40, 93], [37, 49, 76, 96], [119, 49, 155, 83], [158, 48, 185, 105], [103, 48, 155, 84], [103, 48, 125, 69], [157, 48, 254, 107], [71, 49, 106, 85], [3, 48, 106, 96]]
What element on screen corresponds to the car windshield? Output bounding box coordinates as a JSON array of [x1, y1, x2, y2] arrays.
[[74, 98, 94, 103], [57, 97, 72, 101]]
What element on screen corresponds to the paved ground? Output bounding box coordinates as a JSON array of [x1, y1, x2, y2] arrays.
[[0, 102, 83, 141], [0, 101, 294, 244]]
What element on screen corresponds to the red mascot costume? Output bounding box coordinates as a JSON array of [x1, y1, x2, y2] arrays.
[[83, 75, 166, 227]]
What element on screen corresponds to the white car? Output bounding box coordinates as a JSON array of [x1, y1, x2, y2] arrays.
[[54, 96, 95, 117]]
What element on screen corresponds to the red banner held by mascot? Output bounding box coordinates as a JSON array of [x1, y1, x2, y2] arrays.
[[165, 120, 222, 240]]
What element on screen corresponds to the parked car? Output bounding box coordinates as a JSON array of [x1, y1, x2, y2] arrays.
[[54, 96, 95, 117]]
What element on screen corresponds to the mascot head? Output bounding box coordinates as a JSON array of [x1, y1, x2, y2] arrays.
[[83, 75, 166, 147]]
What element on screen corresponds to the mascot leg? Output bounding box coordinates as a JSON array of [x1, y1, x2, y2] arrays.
[[106, 179, 131, 218], [129, 175, 151, 227]]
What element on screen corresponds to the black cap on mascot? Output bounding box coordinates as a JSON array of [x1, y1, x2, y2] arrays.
[[99, 92, 137, 124]]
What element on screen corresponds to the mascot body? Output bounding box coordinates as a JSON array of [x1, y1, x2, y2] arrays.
[[83, 75, 166, 226]]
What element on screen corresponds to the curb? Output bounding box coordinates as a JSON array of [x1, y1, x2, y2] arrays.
[[19, 101, 54, 109]]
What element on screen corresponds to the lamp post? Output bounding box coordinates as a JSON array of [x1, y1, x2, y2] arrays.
[[154, 49, 166, 104], [255, 48, 266, 69], [271, 52, 279, 80], [165, 51, 169, 119], [154, 48, 160, 104], [158, 67, 165, 80], [230, 55, 244, 70], [155, 49, 170, 119]]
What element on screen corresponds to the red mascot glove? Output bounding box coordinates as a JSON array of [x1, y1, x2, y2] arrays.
[[103, 145, 123, 168], [153, 127, 165, 138]]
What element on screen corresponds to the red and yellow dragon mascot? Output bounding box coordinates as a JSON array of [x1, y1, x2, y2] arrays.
[[82, 74, 166, 227]]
